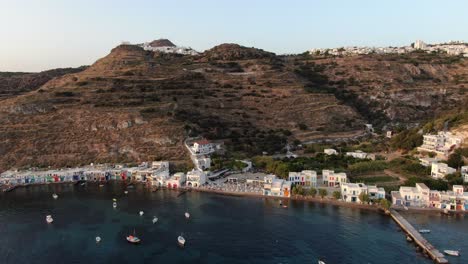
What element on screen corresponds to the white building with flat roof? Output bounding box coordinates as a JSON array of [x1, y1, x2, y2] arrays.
[[186, 169, 206, 188], [166, 172, 186, 189], [431, 162, 456, 179], [322, 170, 347, 187], [418, 131, 463, 158], [263, 175, 291, 197], [391, 183, 430, 207], [419, 157, 440, 167], [462, 166, 468, 183], [324, 149, 338, 155]]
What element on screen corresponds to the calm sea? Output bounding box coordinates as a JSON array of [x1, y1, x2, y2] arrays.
[[0, 183, 435, 264]]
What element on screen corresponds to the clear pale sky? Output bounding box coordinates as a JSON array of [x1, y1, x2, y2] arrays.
[[1, 0, 467, 72]]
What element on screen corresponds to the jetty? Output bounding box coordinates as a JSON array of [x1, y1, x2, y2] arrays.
[[390, 209, 448, 264]]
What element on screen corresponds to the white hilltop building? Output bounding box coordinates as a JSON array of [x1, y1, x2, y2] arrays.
[[138, 39, 199, 55], [324, 149, 338, 155]]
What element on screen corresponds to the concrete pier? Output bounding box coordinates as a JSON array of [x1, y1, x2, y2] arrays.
[[390, 209, 448, 264]]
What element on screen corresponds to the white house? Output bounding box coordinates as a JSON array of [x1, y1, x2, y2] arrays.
[[341, 183, 385, 203], [461, 166, 468, 183], [194, 156, 211, 171], [186, 169, 206, 187], [431, 162, 456, 179], [418, 131, 463, 157], [263, 175, 291, 197], [346, 150, 374, 160], [166, 172, 186, 189], [191, 139, 214, 155], [288, 170, 317, 188], [324, 149, 338, 155], [391, 183, 430, 207]]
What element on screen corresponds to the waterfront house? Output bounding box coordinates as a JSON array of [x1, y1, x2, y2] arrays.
[[186, 169, 206, 187], [419, 157, 440, 167], [461, 166, 468, 183], [288, 170, 317, 188], [194, 156, 211, 170], [322, 170, 347, 187], [324, 149, 338, 155], [340, 183, 384, 203], [431, 162, 456, 179], [263, 175, 276, 196], [341, 183, 368, 203], [166, 172, 186, 189], [392, 183, 430, 207]]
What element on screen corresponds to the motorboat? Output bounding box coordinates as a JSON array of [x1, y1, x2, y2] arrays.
[[52, 193, 58, 199], [96, 236, 101, 243], [178, 235, 186, 247], [124, 190, 128, 194], [406, 235, 412, 242], [318, 259, 326, 264], [139, 211, 144, 216], [46, 215, 54, 224], [113, 198, 117, 202], [126, 233, 141, 244], [113, 202, 117, 208], [444, 250, 460, 256], [418, 229, 431, 234], [152, 217, 158, 224], [185, 212, 190, 219]]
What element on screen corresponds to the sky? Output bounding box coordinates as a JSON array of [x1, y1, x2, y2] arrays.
[[1, 0, 467, 72]]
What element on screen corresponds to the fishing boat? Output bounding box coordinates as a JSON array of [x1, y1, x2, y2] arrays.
[[139, 211, 144, 216], [46, 215, 54, 224], [444, 250, 460, 256], [185, 212, 190, 219], [96, 236, 101, 243], [126, 230, 141, 244], [152, 217, 158, 224], [113, 202, 117, 208], [178, 235, 186, 247], [52, 193, 58, 199], [418, 229, 431, 234]]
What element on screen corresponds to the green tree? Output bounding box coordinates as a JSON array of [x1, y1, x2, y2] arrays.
[[292, 186, 298, 195], [318, 189, 328, 199], [309, 188, 317, 197], [359, 192, 370, 204], [447, 152, 464, 168], [332, 191, 341, 200], [379, 199, 391, 211]]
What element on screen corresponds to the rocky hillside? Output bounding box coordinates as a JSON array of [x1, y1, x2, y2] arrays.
[[0, 67, 87, 100], [0, 42, 466, 171]]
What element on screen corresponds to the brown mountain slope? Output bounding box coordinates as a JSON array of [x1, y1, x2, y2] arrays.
[[0, 44, 362, 170], [0, 67, 87, 100], [0, 44, 466, 171]]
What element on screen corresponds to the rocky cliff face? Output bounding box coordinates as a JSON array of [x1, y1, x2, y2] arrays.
[[0, 43, 466, 171]]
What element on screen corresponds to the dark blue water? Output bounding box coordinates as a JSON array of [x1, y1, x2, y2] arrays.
[[400, 211, 468, 264], [0, 183, 432, 264]]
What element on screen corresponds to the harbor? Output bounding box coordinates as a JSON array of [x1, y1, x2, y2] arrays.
[[390, 209, 449, 264]]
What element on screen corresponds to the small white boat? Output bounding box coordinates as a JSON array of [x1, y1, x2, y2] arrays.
[[124, 191, 128, 194], [46, 215, 54, 224], [185, 212, 190, 219], [318, 260, 326, 264], [178, 235, 186, 246], [113, 202, 117, 208], [126, 229, 141, 244], [112, 198, 117, 202], [139, 211, 144, 216], [52, 193, 58, 199], [96, 236, 101, 243], [406, 236, 412, 242], [152, 217, 158, 224], [418, 229, 431, 234], [444, 250, 460, 256]]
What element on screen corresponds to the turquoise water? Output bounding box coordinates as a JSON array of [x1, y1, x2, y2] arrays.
[[0, 183, 432, 264]]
